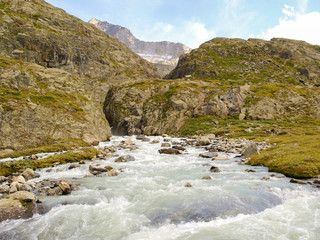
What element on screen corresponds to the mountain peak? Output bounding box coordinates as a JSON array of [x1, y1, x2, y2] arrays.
[[88, 18, 101, 25]]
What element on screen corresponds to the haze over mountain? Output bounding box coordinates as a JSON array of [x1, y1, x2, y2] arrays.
[[89, 18, 191, 76]]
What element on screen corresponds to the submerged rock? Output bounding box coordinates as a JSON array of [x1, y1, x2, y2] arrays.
[[115, 155, 135, 162], [158, 148, 182, 155], [210, 166, 221, 173], [199, 152, 218, 159]]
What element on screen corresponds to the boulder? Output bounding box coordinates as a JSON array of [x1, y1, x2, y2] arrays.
[[9, 175, 26, 184], [0, 185, 10, 194], [212, 155, 229, 160], [172, 146, 186, 151], [9, 191, 37, 202], [0, 198, 36, 222], [107, 169, 119, 177], [58, 180, 72, 194], [196, 136, 211, 146], [68, 164, 80, 169], [210, 166, 221, 172], [184, 183, 192, 187], [115, 155, 135, 162], [20, 184, 32, 192], [48, 187, 63, 196], [242, 144, 260, 158], [199, 152, 218, 159], [0, 176, 6, 183], [158, 148, 182, 155], [202, 176, 212, 180], [161, 143, 171, 148], [290, 179, 307, 184], [150, 140, 160, 144], [22, 168, 38, 181], [89, 165, 109, 173]]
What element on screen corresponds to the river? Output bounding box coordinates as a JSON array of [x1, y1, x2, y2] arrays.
[[0, 136, 319, 240]]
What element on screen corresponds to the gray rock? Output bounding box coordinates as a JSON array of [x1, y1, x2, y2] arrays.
[[196, 136, 211, 146], [58, 180, 71, 194], [202, 176, 212, 180], [9, 191, 37, 202], [161, 143, 171, 148], [22, 168, 38, 181], [115, 155, 135, 162], [47, 187, 63, 196], [20, 184, 32, 192], [0, 185, 9, 193], [210, 166, 221, 172], [158, 148, 182, 155], [290, 179, 307, 184], [242, 144, 260, 158], [107, 169, 119, 177], [199, 152, 218, 159], [172, 146, 186, 151]]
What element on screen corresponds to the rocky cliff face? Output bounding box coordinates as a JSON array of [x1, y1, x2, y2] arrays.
[[89, 18, 191, 76], [105, 38, 320, 136], [0, 0, 158, 150]]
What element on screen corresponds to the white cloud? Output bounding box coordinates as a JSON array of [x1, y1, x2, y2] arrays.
[[181, 21, 215, 48], [298, 0, 308, 13], [257, 5, 320, 46]]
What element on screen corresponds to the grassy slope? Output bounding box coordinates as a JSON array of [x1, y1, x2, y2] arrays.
[[0, 147, 98, 176]]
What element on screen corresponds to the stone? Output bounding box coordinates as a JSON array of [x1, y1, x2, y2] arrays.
[[172, 146, 186, 151], [9, 191, 37, 202], [0, 176, 6, 183], [0, 185, 10, 193], [290, 179, 307, 184], [79, 160, 86, 164], [22, 168, 38, 181], [161, 143, 171, 148], [91, 140, 100, 146], [0, 198, 36, 222], [107, 169, 119, 177], [115, 155, 135, 162], [123, 139, 134, 145], [9, 175, 26, 184], [242, 144, 260, 158], [210, 166, 221, 172], [245, 169, 256, 173], [69, 164, 80, 169], [158, 148, 182, 155], [261, 176, 270, 180], [314, 179, 320, 184], [213, 155, 229, 160], [196, 136, 211, 146], [185, 183, 192, 187], [84, 173, 94, 178], [30, 154, 38, 160], [150, 140, 160, 144], [58, 180, 72, 194], [89, 165, 109, 173], [199, 152, 218, 159], [48, 187, 63, 196], [202, 176, 212, 180], [20, 184, 32, 192], [9, 184, 18, 194]]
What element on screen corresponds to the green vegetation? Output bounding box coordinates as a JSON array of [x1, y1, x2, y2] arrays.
[[249, 135, 320, 179], [0, 140, 88, 159], [179, 116, 320, 178], [0, 147, 98, 176]]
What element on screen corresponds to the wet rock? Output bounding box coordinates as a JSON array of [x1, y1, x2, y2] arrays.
[[107, 169, 119, 177], [210, 166, 221, 173], [158, 148, 182, 155], [84, 173, 94, 178], [89, 165, 110, 173], [261, 176, 270, 180], [202, 163, 211, 167], [136, 135, 146, 140], [10, 191, 37, 202], [242, 144, 260, 158], [129, 146, 139, 151], [185, 183, 192, 187], [0, 185, 9, 194], [20, 184, 32, 192], [8, 175, 26, 184], [58, 180, 72, 194], [0, 198, 36, 222], [150, 140, 160, 144], [290, 179, 307, 184], [202, 176, 212, 180], [245, 169, 256, 173], [115, 155, 135, 162], [161, 143, 171, 148], [314, 179, 320, 184], [69, 164, 80, 170], [91, 140, 100, 146], [196, 136, 211, 146], [212, 155, 229, 160], [79, 160, 86, 164], [199, 152, 218, 159], [22, 168, 39, 181], [9, 184, 18, 194], [48, 187, 63, 196], [172, 146, 186, 151]]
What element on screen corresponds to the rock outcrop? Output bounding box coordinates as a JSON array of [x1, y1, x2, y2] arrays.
[[104, 38, 320, 136], [89, 18, 191, 76], [0, 0, 158, 150]]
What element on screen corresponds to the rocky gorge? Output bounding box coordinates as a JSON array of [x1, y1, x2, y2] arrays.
[[0, 0, 320, 237]]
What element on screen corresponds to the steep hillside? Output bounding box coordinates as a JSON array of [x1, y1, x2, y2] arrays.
[[105, 37, 320, 135], [89, 18, 191, 76], [0, 0, 158, 151]]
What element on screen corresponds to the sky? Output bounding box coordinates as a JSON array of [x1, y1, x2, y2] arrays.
[[46, 0, 320, 48]]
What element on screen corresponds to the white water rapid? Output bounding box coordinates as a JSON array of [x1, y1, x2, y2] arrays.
[[0, 136, 319, 240]]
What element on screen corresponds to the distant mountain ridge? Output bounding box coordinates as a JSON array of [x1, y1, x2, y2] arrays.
[[89, 18, 192, 76]]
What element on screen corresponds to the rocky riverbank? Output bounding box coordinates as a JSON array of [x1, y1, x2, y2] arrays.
[[1, 134, 319, 222]]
